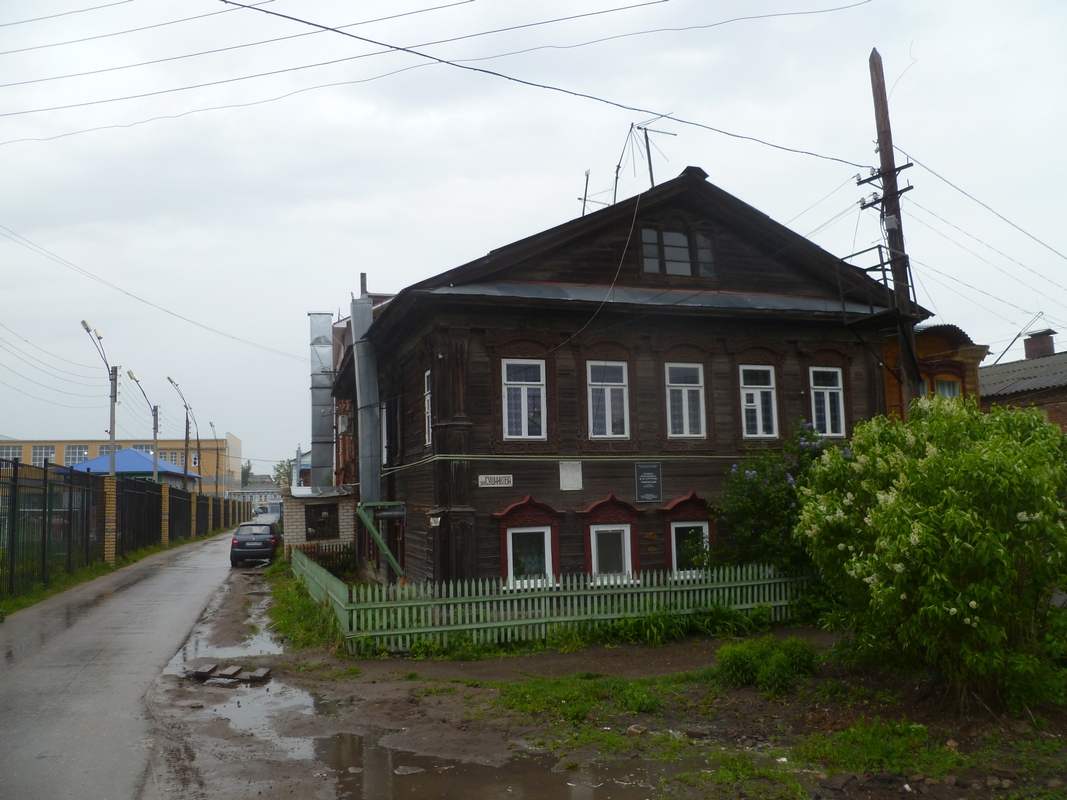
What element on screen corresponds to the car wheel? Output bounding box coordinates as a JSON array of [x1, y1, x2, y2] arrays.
[[230, 557, 240, 568]]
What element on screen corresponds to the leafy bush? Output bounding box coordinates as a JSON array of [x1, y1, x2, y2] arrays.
[[713, 422, 827, 569], [715, 635, 818, 695], [796, 398, 1067, 711]]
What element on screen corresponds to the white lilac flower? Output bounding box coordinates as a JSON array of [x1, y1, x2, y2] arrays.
[[909, 533, 921, 546], [1017, 511, 1030, 523], [900, 593, 907, 600], [838, 543, 846, 550], [969, 600, 977, 609], [964, 618, 971, 625], [949, 607, 957, 615], [892, 563, 905, 573]]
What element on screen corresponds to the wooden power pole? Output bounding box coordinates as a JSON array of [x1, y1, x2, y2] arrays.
[[869, 48, 923, 414]]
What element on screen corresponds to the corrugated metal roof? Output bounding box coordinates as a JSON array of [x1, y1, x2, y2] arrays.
[[978, 351, 1067, 397], [428, 281, 888, 316]]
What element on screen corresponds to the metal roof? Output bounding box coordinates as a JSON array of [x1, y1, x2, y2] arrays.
[[72, 447, 200, 477], [978, 351, 1067, 398], [427, 281, 888, 316]]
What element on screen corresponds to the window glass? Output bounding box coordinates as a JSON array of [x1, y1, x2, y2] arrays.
[[935, 379, 961, 399], [641, 228, 660, 273], [740, 366, 777, 438], [671, 521, 709, 573], [662, 230, 691, 275], [588, 361, 629, 438], [809, 367, 844, 437], [65, 444, 89, 464], [666, 363, 705, 438], [695, 232, 715, 277], [508, 527, 551, 583], [591, 525, 630, 575], [503, 359, 546, 439], [0, 445, 22, 460], [424, 369, 433, 446], [31, 445, 55, 467]]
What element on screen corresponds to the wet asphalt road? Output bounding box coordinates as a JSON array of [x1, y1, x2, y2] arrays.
[[0, 535, 232, 800]]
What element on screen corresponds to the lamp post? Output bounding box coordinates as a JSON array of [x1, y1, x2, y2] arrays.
[[126, 370, 158, 484], [209, 421, 220, 497], [167, 377, 191, 491], [81, 320, 117, 477]]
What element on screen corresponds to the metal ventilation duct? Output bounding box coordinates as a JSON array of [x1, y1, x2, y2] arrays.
[[350, 278, 380, 503], [308, 312, 334, 488]]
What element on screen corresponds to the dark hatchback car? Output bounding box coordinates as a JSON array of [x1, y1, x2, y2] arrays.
[[230, 522, 282, 567]]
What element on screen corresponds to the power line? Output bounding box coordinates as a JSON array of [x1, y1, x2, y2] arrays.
[[216, 0, 871, 170], [899, 147, 1067, 264], [0, 340, 107, 386], [0, 321, 99, 370], [0, 225, 309, 363], [0, 0, 136, 29], [0, 378, 108, 410]]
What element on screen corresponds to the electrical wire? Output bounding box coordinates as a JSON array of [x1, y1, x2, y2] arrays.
[[0, 0, 136, 29], [216, 0, 872, 170], [0, 378, 108, 409], [0, 321, 99, 370], [899, 147, 1067, 263], [0, 359, 110, 396], [0, 225, 310, 363], [0, 340, 107, 386]]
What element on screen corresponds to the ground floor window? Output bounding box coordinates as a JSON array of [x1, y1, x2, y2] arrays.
[[506, 525, 553, 586], [670, 521, 709, 574], [305, 503, 339, 541], [590, 524, 632, 577]]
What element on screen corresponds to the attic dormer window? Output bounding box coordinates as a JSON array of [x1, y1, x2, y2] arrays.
[[641, 227, 714, 277]]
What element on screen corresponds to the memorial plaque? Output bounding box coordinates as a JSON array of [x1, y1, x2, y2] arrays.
[[635, 462, 662, 503]]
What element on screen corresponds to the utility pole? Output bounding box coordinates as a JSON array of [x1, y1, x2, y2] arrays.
[[869, 48, 923, 413], [108, 366, 117, 477], [183, 413, 191, 492]]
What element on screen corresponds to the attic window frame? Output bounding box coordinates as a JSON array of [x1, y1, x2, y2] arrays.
[[640, 225, 715, 278]]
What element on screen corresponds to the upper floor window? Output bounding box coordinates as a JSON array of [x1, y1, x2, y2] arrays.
[[641, 227, 714, 277], [423, 369, 433, 446], [810, 367, 845, 437], [587, 361, 629, 439], [665, 363, 705, 438], [503, 359, 545, 440], [131, 444, 153, 454], [65, 444, 89, 465], [31, 445, 55, 467], [935, 378, 960, 399], [740, 365, 777, 438], [0, 445, 22, 461]]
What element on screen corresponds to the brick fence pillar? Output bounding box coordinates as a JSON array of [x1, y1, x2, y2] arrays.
[[207, 496, 214, 534], [104, 476, 117, 566], [161, 484, 170, 546], [190, 491, 198, 539]]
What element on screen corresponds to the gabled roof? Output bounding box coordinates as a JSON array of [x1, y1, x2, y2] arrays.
[[979, 351, 1067, 398], [369, 166, 921, 343], [72, 447, 200, 477]]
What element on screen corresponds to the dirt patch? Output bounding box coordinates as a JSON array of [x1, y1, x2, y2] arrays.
[[143, 571, 1067, 800]]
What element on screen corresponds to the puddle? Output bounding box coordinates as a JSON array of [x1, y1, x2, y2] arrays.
[[316, 730, 657, 800], [210, 683, 318, 760], [164, 592, 281, 675]]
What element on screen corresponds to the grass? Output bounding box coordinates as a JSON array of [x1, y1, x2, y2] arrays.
[[263, 558, 346, 652], [0, 530, 226, 619], [664, 752, 806, 800]]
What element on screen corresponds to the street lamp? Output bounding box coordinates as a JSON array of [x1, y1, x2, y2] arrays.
[[209, 421, 220, 497], [81, 320, 117, 477], [167, 377, 191, 491], [127, 370, 159, 484]]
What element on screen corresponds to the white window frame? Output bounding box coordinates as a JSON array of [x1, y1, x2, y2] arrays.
[[423, 369, 433, 446], [0, 445, 22, 461], [64, 444, 89, 465], [665, 362, 706, 438], [31, 445, 55, 468], [502, 359, 547, 441], [739, 365, 777, 439], [505, 525, 554, 588], [587, 360, 629, 439], [809, 367, 845, 438], [590, 523, 633, 580], [670, 520, 709, 575]]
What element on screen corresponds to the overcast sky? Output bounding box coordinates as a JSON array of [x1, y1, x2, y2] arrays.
[[2, 0, 1065, 472]]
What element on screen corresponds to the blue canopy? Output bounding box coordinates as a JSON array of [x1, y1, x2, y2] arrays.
[[72, 447, 200, 478]]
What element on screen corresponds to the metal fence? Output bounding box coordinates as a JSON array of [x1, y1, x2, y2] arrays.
[[115, 477, 164, 558], [195, 495, 209, 537], [169, 485, 192, 542], [291, 546, 813, 654], [1, 459, 104, 601]]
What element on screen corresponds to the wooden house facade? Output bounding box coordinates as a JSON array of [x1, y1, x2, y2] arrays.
[[333, 167, 909, 584]]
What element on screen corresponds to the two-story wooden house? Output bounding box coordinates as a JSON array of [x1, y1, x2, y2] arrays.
[[332, 166, 914, 584]]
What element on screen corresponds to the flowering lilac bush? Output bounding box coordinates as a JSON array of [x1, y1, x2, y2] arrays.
[[711, 422, 827, 570], [796, 397, 1067, 710]]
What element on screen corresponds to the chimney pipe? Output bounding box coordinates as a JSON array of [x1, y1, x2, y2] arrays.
[[1024, 329, 1056, 360]]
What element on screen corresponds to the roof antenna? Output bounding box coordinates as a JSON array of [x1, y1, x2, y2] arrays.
[[636, 125, 677, 189], [581, 169, 590, 216], [992, 311, 1044, 365]]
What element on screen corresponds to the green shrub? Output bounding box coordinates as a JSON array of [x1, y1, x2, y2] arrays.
[[755, 649, 796, 695], [797, 398, 1067, 711], [779, 636, 820, 677]]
